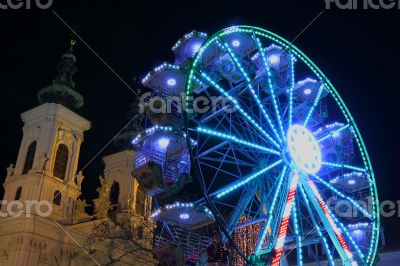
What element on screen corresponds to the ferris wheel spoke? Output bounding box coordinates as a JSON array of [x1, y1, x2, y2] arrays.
[[254, 37, 286, 143], [221, 40, 283, 145], [303, 83, 326, 127], [298, 183, 337, 266], [311, 174, 373, 220], [199, 72, 280, 149], [321, 161, 368, 173], [209, 160, 283, 199], [317, 124, 350, 142], [300, 175, 359, 265], [288, 52, 296, 130], [195, 127, 280, 155], [291, 197, 304, 266], [270, 172, 300, 266], [329, 208, 366, 263], [255, 165, 288, 253]]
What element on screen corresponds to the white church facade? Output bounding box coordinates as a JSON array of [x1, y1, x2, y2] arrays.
[[0, 41, 157, 266]]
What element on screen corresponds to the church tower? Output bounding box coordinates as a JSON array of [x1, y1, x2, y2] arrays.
[[1, 40, 90, 223], [0, 40, 92, 266]]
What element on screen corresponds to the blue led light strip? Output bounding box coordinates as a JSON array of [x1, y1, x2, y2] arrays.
[[213, 160, 283, 199], [222, 41, 282, 145], [291, 198, 303, 266], [322, 162, 367, 173], [255, 166, 288, 253], [200, 72, 280, 148], [304, 83, 325, 126], [196, 127, 280, 155], [298, 183, 336, 265], [289, 53, 295, 129], [318, 124, 350, 142], [329, 209, 365, 261], [311, 174, 372, 219], [254, 37, 286, 142]]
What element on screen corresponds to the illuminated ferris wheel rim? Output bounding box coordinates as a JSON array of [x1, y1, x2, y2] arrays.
[[183, 25, 380, 265]]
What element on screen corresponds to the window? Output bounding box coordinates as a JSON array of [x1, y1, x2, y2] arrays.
[[23, 141, 36, 174], [135, 185, 146, 216], [15, 187, 22, 200], [109, 182, 120, 206], [137, 225, 144, 239], [53, 144, 69, 179], [53, 190, 61, 205]]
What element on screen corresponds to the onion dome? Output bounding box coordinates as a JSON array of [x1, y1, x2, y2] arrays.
[[37, 39, 84, 109]]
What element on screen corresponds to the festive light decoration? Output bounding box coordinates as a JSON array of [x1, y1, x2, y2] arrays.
[[271, 172, 300, 266], [167, 78, 177, 86], [131, 124, 173, 145], [171, 30, 207, 51], [157, 138, 170, 149], [223, 40, 282, 144], [288, 53, 295, 128], [232, 215, 260, 265], [298, 183, 336, 265], [322, 161, 367, 173], [232, 40, 240, 47], [138, 25, 380, 266], [214, 160, 283, 198], [291, 199, 303, 266], [142, 62, 180, 84], [287, 124, 322, 174], [312, 174, 372, 219], [180, 213, 190, 219], [317, 124, 350, 142], [303, 83, 325, 126], [254, 37, 286, 142], [196, 127, 280, 155], [200, 72, 280, 148], [306, 179, 357, 264]]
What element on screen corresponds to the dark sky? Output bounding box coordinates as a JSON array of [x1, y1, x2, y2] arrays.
[[0, 0, 399, 245]]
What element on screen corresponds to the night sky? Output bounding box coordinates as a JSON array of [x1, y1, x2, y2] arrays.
[[0, 0, 399, 246]]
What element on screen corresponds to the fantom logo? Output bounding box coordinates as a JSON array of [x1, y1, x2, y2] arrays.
[[0, 0, 53, 9], [325, 0, 400, 9]]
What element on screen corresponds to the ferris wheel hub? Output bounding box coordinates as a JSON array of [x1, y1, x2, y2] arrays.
[[287, 124, 322, 174]]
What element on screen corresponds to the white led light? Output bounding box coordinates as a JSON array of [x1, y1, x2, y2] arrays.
[[232, 40, 240, 47], [193, 43, 201, 52], [268, 54, 280, 64], [348, 179, 356, 185], [304, 88, 312, 95], [158, 138, 170, 149], [179, 213, 189, 219], [287, 125, 322, 174], [167, 78, 176, 86]]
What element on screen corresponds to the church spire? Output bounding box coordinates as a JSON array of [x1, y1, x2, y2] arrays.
[[37, 38, 84, 109]]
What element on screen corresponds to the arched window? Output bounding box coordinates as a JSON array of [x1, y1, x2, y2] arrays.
[[136, 185, 146, 216], [109, 182, 120, 206], [137, 225, 144, 239], [23, 141, 36, 174], [53, 144, 69, 179], [15, 187, 22, 200], [53, 190, 61, 205]]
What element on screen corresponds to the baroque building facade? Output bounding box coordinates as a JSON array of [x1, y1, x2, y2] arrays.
[[0, 41, 157, 266]]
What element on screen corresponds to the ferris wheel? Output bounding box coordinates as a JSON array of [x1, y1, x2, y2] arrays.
[[138, 25, 379, 266], [183, 26, 379, 265]]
